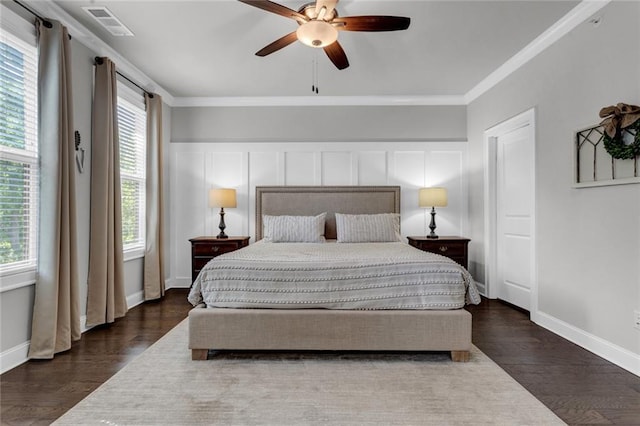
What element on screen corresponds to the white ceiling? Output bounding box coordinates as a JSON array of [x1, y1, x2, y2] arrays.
[[20, 0, 584, 101]]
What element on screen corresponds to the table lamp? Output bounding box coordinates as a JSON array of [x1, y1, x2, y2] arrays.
[[419, 187, 448, 239], [209, 188, 237, 239]]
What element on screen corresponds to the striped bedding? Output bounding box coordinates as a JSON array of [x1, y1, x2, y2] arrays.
[[188, 241, 481, 310]]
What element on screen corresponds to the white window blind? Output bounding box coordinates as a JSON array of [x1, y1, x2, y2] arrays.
[[0, 26, 38, 275], [117, 82, 146, 253]]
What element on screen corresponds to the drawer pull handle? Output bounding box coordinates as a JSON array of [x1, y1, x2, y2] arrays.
[[212, 246, 220, 253], [439, 246, 448, 252]]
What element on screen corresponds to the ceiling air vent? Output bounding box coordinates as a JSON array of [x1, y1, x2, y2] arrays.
[[82, 6, 134, 36]]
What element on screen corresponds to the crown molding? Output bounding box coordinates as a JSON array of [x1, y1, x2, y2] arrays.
[[464, 0, 611, 104], [172, 95, 466, 107], [17, 0, 608, 108]]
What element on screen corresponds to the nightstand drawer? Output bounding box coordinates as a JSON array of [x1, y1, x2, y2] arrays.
[[419, 242, 465, 257], [407, 236, 470, 269], [192, 257, 215, 271], [189, 236, 250, 284], [192, 242, 241, 256]]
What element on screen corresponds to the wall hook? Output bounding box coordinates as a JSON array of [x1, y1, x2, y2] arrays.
[[75, 130, 85, 173]]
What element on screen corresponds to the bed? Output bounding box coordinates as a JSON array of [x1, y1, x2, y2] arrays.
[[188, 186, 480, 361]]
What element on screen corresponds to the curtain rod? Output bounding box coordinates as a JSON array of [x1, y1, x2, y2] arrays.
[[13, 0, 51, 28], [13, 0, 72, 38], [12, 1, 153, 99], [94, 57, 154, 98]]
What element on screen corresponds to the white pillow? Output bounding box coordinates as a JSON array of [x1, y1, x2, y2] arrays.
[[335, 213, 401, 243], [262, 213, 326, 243]]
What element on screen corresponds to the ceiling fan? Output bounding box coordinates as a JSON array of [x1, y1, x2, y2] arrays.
[[238, 0, 411, 70]]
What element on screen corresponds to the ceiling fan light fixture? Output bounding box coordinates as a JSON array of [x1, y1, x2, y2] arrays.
[[296, 20, 338, 48], [238, 0, 410, 70]]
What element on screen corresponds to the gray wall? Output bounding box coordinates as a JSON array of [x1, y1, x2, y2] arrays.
[[467, 1, 639, 354], [171, 105, 467, 142], [1, 31, 172, 356]]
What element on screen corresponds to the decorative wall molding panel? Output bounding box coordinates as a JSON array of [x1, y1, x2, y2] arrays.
[[170, 141, 469, 286]]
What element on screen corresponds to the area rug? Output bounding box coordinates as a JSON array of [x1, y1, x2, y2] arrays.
[[54, 319, 565, 425]]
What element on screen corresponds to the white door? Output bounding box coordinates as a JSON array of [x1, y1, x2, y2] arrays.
[[495, 124, 534, 311]]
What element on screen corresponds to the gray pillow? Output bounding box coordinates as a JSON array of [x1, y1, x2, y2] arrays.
[[335, 213, 401, 243], [262, 213, 327, 243]]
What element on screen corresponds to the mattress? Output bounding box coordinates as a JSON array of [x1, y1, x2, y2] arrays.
[[188, 241, 481, 310]]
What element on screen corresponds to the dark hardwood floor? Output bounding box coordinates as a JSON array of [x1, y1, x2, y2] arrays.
[[1, 289, 191, 425], [466, 300, 640, 425], [1, 290, 639, 425]]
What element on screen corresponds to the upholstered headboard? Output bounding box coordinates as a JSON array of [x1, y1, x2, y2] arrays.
[[255, 186, 401, 241]]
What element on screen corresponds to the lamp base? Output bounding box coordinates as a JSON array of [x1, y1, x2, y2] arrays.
[[427, 207, 439, 239], [217, 208, 228, 239]]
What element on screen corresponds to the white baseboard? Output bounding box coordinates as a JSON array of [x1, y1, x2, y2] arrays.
[[2, 319, 94, 374], [164, 277, 191, 289], [474, 280, 487, 297], [0, 341, 30, 374], [164, 277, 175, 289], [3, 289, 148, 374], [81, 315, 89, 333], [79, 290, 146, 333], [168, 277, 192, 289], [127, 290, 145, 309], [535, 311, 640, 377]]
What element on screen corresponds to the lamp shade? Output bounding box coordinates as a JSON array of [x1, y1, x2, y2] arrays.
[[419, 187, 448, 208], [209, 188, 237, 208]]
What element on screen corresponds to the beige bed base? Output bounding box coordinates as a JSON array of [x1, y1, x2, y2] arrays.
[[189, 306, 471, 361], [188, 186, 473, 362]]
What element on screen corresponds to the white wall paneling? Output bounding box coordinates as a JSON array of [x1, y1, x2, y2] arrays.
[[206, 151, 247, 237], [285, 152, 317, 185], [321, 152, 355, 185], [172, 151, 207, 285], [357, 151, 388, 185], [170, 142, 469, 287], [428, 150, 466, 236], [391, 151, 427, 237]]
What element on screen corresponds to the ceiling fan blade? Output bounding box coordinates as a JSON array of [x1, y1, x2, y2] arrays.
[[314, 0, 338, 20], [238, 0, 308, 22], [255, 31, 298, 56], [333, 16, 410, 32], [323, 41, 349, 70]]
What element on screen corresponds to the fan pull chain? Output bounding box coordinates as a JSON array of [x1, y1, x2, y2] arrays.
[[311, 53, 319, 94], [311, 57, 315, 93]]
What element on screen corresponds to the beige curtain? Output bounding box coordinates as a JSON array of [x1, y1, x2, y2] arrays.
[[86, 57, 127, 327], [143, 93, 165, 300], [28, 20, 80, 359]]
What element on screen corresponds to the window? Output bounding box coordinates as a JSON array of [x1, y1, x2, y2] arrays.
[[0, 25, 38, 275], [117, 82, 146, 254]]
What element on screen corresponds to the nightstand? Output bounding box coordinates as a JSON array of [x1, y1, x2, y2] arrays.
[[407, 236, 470, 269], [189, 236, 250, 283]]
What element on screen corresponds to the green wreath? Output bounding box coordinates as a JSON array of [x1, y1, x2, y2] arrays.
[[603, 120, 640, 160]]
